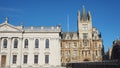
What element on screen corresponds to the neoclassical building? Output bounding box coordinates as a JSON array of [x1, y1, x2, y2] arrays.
[[61, 6, 104, 65], [0, 18, 61, 68]]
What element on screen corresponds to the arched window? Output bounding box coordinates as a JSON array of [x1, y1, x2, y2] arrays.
[[14, 39, 18, 48], [3, 39, 7, 48], [45, 39, 49, 48], [24, 39, 28, 48], [35, 39, 39, 48]]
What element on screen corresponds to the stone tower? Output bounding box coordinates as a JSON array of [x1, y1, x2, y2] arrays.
[[61, 6, 104, 66]]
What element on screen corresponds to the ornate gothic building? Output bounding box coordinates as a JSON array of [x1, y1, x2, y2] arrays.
[[61, 6, 104, 65]]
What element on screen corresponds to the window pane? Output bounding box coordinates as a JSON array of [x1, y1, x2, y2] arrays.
[[3, 39, 7, 48], [45, 55, 49, 64], [24, 39, 28, 48], [12, 55, 17, 64], [23, 55, 27, 64], [82, 24, 88, 30], [34, 55, 38, 64], [35, 39, 39, 48], [14, 39, 18, 48], [83, 33, 88, 39], [45, 39, 49, 48], [73, 42, 77, 48]]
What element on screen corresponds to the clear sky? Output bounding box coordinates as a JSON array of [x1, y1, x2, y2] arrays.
[[0, 0, 120, 51]]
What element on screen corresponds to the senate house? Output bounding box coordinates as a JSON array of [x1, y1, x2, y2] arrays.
[[0, 6, 104, 68]]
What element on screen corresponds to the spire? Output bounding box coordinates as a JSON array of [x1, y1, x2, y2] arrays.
[[5, 17, 8, 24], [78, 10, 80, 22], [87, 11, 92, 21], [81, 5, 87, 21]]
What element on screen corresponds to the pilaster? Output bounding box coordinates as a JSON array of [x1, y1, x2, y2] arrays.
[[7, 37, 12, 67]]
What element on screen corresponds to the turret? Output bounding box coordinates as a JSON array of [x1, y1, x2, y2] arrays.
[[81, 5, 87, 21], [87, 11, 92, 21], [78, 10, 80, 22]]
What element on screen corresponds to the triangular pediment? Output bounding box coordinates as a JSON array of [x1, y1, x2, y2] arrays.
[[0, 23, 23, 32]]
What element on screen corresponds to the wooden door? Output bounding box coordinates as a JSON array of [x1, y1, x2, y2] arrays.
[[1, 55, 6, 67]]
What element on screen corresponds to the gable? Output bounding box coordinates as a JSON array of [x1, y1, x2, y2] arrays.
[[0, 23, 23, 32]]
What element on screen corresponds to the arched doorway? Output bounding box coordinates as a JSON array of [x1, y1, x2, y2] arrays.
[[84, 59, 89, 61]]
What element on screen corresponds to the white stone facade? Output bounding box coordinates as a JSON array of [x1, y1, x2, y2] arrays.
[[0, 19, 62, 68]]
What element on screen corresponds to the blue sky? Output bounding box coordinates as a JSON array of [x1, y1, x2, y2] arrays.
[[0, 0, 120, 51]]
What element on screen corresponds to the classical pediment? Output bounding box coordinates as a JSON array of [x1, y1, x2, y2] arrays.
[[0, 23, 23, 32]]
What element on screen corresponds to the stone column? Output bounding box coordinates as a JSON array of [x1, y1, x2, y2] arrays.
[[6, 37, 12, 68], [29, 38, 34, 66], [18, 37, 23, 68]]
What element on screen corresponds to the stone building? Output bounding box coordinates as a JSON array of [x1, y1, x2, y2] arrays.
[[61, 6, 104, 65], [0, 17, 61, 68], [111, 40, 120, 60]]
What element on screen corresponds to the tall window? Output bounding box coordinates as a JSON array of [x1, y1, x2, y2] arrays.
[[96, 50, 98, 56], [65, 51, 70, 58], [83, 33, 88, 39], [66, 43, 70, 48], [84, 42, 87, 46], [73, 51, 77, 59], [23, 55, 28, 64], [35, 39, 39, 48], [12, 55, 17, 64], [45, 39, 49, 48], [82, 24, 88, 30], [94, 42, 97, 48], [24, 39, 28, 48], [45, 55, 49, 64], [34, 55, 38, 64], [14, 39, 18, 48], [73, 42, 77, 48], [3, 39, 7, 48]]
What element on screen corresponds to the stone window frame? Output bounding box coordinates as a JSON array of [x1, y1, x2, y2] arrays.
[[3, 39, 7, 48], [14, 38, 18, 48], [23, 55, 28, 64], [35, 39, 39, 48], [34, 55, 39, 64], [24, 39, 28, 48], [45, 39, 49, 48], [12, 55, 17, 64]]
